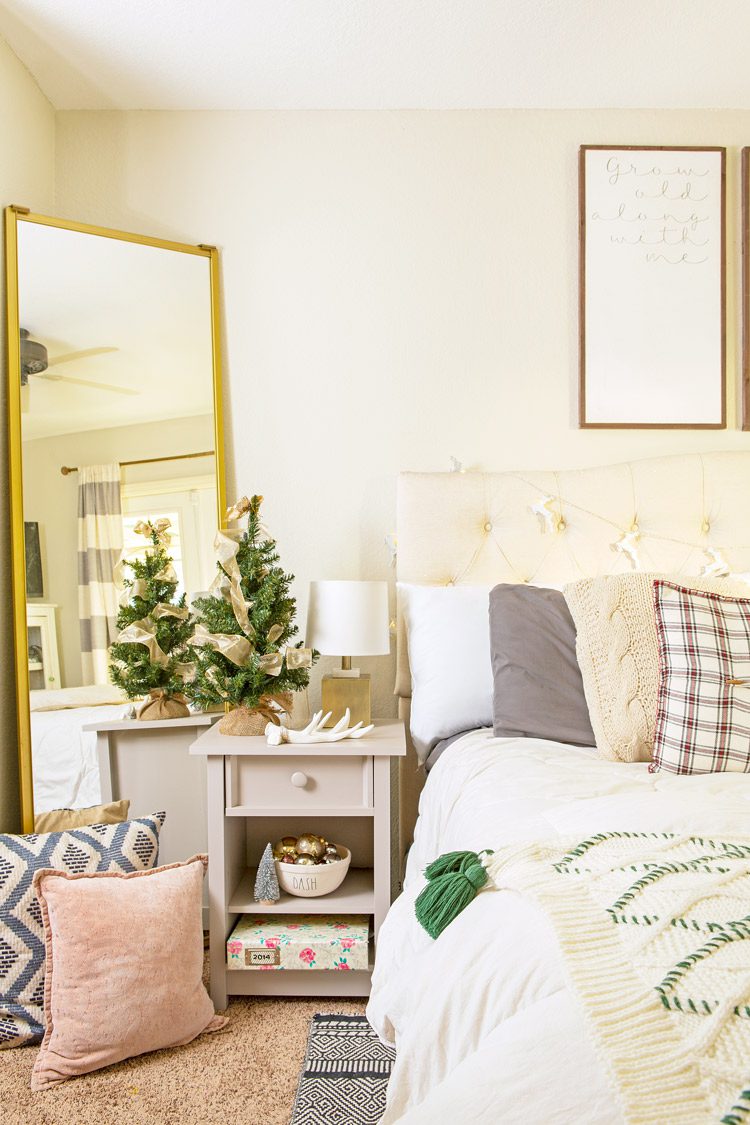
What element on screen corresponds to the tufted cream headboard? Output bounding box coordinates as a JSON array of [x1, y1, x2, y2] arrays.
[[395, 452, 750, 860]]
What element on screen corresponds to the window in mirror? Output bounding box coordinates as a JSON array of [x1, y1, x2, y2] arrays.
[[121, 476, 217, 600]]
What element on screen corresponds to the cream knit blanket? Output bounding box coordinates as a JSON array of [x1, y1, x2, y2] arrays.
[[486, 832, 750, 1125]]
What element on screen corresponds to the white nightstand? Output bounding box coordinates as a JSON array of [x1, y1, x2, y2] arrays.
[[190, 720, 406, 1008]]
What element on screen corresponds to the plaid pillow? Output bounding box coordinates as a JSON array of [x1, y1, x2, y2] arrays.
[[652, 580, 750, 774]]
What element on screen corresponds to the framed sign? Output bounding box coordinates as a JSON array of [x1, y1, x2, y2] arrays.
[[742, 148, 750, 430], [579, 145, 726, 429]]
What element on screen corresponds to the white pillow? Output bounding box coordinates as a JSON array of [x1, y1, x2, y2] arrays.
[[399, 583, 493, 764]]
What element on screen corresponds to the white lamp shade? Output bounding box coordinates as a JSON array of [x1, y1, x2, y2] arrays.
[[306, 581, 390, 656]]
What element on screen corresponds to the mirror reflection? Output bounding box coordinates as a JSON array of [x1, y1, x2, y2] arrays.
[[15, 217, 222, 820]]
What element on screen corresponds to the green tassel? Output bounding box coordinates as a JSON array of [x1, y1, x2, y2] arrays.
[[424, 850, 477, 880], [415, 850, 492, 940]]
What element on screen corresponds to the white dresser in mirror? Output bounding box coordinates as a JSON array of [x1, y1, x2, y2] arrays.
[[26, 603, 60, 691]]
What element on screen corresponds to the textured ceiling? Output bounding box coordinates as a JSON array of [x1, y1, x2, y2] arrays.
[[1, 0, 750, 111]]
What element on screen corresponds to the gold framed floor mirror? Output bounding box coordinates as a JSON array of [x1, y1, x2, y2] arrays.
[[5, 207, 226, 832]]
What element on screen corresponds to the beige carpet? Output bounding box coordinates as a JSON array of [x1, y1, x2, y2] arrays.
[[0, 993, 368, 1125]]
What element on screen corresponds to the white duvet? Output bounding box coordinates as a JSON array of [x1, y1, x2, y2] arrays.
[[367, 729, 750, 1124], [31, 702, 131, 813]]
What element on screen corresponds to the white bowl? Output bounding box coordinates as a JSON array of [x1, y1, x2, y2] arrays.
[[275, 845, 351, 898]]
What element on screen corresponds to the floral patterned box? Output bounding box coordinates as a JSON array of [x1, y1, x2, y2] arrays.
[[226, 914, 370, 971]]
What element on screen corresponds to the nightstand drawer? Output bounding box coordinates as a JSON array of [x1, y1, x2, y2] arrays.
[[226, 754, 373, 812]]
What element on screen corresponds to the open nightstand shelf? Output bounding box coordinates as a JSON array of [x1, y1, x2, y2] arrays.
[[229, 866, 375, 914], [190, 720, 405, 1005]]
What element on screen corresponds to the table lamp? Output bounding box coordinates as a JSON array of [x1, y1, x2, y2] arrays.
[[306, 580, 390, 727]]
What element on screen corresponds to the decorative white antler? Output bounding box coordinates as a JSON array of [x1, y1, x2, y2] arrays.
[[265, 708, 375, 746]]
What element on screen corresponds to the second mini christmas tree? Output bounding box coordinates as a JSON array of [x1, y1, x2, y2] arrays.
[[109, 519, 193, 719]]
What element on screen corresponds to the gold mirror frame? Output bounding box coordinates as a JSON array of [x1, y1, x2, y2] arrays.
[[4, 205, 226, 832]]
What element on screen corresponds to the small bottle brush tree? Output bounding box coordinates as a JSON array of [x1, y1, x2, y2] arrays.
[[254, 843, 280, 905], [185, 494, 317, 734], [109, 520, 193, 719]]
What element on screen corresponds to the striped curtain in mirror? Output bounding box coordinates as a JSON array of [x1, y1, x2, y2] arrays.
[[77, 463, 123, 685]]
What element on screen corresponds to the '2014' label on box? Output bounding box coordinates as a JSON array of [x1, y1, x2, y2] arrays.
[[246, 947, 281, 967]]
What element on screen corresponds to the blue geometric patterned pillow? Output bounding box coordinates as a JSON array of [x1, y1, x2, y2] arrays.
[[0, 811, 165, 1048]]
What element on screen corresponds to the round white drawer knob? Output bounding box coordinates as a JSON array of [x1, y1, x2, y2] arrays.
[[291, 771, 308, 788]]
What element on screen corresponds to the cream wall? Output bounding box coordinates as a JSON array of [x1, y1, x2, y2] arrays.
[[0, 38, 54, 831], [51, 109, 750, 726], [6, 106, 750, 827], [22, 413, 214, 690]]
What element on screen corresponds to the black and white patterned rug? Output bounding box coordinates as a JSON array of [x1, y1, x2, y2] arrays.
[[291, 1014, 395, 1124]]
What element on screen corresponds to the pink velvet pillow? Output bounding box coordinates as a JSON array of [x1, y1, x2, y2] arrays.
[[31, 855, 227, 1091]]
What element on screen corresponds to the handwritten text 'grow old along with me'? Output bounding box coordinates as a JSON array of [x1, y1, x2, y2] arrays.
[[591, 156, 712, 266]]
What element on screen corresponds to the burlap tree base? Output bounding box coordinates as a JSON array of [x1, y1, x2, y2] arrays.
[[138, 691, 191, 721], [218, 695, 293, 736]]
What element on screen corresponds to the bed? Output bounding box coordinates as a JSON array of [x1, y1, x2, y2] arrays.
[[30, 685, 131, 813], [368, 452, 750, 1124]]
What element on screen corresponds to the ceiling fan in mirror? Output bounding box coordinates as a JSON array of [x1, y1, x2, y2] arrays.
[[19, 328, 136, 396]]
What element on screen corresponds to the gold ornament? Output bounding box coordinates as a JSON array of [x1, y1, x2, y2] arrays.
[[294, 855, 317, 866], [273, 836, 298, 859], [296, 834, 326, 859]]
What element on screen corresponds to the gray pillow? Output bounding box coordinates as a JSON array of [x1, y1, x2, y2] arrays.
[[490, 584, 595, 746]]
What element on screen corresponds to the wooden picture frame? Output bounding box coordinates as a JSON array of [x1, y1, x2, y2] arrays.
[[24, 521, 43, 598], [579, 145, 726, 429], [742, 148, 750, 430]]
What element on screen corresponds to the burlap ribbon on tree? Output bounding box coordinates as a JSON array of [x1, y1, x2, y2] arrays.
[[225, 496, 271, 538], [115, 618, 170, 666], [255, 693, 292, 723], [258, 646, 313, 675], [210, 531, 255, 637], [112, 516, 178, 607], [205, 495, 274, 638], [151, 603, 190, 620], [258, 651, 283, 676], [190, 622, 253, 666], [114, 564, 178, 606], [133, 517, 172, 545], [138, 688, 190, 721]]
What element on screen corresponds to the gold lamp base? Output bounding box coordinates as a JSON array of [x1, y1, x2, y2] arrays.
[[321, 673, 371, 728]]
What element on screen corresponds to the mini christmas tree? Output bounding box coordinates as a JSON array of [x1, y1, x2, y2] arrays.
[[184, 494, 317, 734], [109, 519, 193, 719], [254, 843, 280, 905]]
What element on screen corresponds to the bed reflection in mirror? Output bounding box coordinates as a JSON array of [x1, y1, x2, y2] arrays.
[[10, 213, 224, 825]]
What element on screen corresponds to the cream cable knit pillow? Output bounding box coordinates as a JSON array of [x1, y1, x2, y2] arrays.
[[563, 573, 749, 763]]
